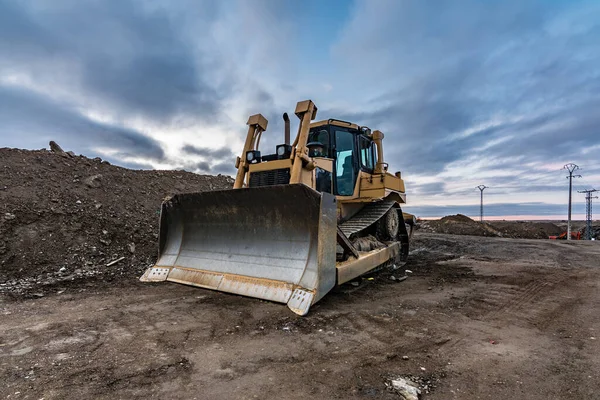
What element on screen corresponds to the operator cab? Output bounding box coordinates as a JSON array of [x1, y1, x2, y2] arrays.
[[244, 119, 377, 196], [308, 120, 376, 196]]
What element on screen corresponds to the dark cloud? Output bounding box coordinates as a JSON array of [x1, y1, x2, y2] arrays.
[[187, 161, 212, 173], [180, 145, 237, 175], [0, 85, 164, 161], [0, 0, 224, 122], [487, 99, 600, 162], [181, 160, 236, 176], [321, 66, 492, 174], [0, 0, 284, 176], [332, 0, 600, 179], [182, 145, 236, 160], [1, 0, 598, 219], [178, 144, 238, 175], [408, 181, 446, 196], [211, 161, 237, 176]]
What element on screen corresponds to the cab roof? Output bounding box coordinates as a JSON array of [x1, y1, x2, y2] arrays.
[[310, 119, 361, 130]]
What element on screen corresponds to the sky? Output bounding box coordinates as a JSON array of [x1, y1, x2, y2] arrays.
[[1, 0, 599, 219]]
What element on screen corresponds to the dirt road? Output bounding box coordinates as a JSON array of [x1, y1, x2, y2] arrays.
[[2, 233, 600, 399]]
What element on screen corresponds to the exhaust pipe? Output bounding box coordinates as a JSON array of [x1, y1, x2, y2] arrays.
[[283, 112, 290, 145]]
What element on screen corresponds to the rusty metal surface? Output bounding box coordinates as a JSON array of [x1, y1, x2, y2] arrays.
[[146, 184, 337, 315], [336, 242, 400, 284], [166, 267, 295, 304]]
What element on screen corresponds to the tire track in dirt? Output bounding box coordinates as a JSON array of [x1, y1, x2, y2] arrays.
[[436, 267, 572, 357], [490, 277, 564, 316]]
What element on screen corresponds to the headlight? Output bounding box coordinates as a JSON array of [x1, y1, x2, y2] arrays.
[[276, 144, 292, 159], [246, 150, 260, 163]]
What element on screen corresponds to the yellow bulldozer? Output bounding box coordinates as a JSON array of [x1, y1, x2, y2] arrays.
[[141, 100, 415, 315]]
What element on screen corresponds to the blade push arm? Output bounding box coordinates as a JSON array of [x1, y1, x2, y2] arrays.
[[233, 114, 268, 188]]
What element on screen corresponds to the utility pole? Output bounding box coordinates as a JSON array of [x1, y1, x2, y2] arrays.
[[477, 185, 488, 222], [578, 189, 598, 240], [564, 163, 581, 240]]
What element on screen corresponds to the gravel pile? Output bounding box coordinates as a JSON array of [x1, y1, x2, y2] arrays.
[[0, 147, 233, 295]]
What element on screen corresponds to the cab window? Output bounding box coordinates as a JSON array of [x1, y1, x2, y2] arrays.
[[359, 136, 375, 172], [307, 128, 331, 158], [334, 129, 356, 196]]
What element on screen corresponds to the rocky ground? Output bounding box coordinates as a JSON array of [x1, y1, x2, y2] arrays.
[[1, 233, 600, 399], [0, 147, 233, 296], [2, 146, 600, 399]]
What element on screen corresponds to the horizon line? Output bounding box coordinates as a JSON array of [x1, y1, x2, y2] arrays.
[[418, 214, 593, 221]]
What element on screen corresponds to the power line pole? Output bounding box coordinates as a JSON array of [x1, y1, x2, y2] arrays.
[[477, 185, 488, 222], [578, 189, 598, 240], [564, 163, 581, 240]]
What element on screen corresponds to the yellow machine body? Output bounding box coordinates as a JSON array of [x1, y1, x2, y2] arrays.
[[141, 100, 413, 315]]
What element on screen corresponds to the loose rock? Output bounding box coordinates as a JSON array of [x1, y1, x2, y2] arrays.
[[213, 368, 235, 380], [387, 377, 421, 400], [49, 141, 65, 154], [84, 174, 103, 188]]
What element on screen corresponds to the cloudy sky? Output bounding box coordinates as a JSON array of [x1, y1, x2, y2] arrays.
[[1, 0, 599, 218]]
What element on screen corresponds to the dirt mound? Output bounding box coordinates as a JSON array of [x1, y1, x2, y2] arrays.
[[440, 214, 474, 224], [580, 225, 600, 240], [419, 214, 501, 237], [417, 215, 564, 239], [0, 147, 234, 294], [490, 221, 564, 239]]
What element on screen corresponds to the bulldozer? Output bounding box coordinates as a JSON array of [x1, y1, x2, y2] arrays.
[[140, 100, 415, 315]]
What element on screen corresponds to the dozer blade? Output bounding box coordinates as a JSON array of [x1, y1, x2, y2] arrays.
[[140, 184, 337, 315]]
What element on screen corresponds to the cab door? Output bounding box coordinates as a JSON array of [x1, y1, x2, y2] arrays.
[[332, 127, 358, 196]]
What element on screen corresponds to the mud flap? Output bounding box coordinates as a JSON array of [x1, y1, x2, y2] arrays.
[[140, 184, 337, 315]]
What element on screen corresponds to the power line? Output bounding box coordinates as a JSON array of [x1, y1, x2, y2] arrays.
[[579, 174, 597, 191], [477, 185, 488, 222], [564, 163, 581, 240], [578, 189, 598, 240]]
